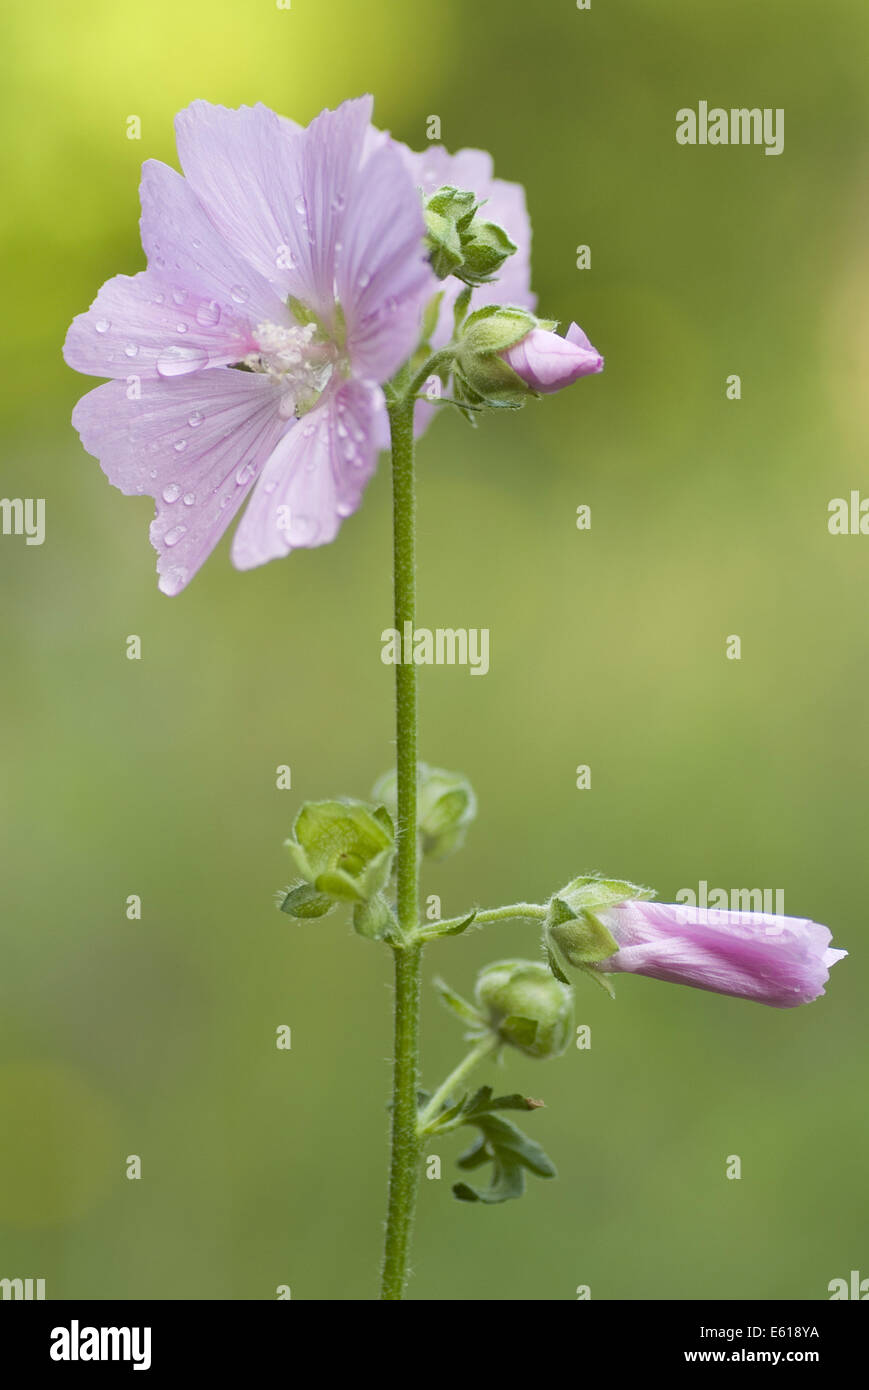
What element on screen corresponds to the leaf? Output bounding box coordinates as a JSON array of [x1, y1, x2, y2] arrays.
[[453, 1155, 526, 1204], [451, 1099, 557, 1204], [462, 1090, 544, 1116], [428, 910, 477, 939]]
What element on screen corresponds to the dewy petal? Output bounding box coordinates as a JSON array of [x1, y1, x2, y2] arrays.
[[71, 370, 288, 595], [597, 901, 847, 1009], [174, 100, 314, 306], [62, 269, 261, 381], [231, 379, 383, 571], [336, 139, 437, 382], [139, 158, 285, 326], [174, 98, 378, 324]]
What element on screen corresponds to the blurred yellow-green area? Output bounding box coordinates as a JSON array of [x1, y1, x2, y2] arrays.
[[1, 0, 867, 1300]]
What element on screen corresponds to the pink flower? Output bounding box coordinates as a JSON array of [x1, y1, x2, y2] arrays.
[[502, 322, 603, 393], [593, 900, 847, 1008], [64, 98, 437, 595]]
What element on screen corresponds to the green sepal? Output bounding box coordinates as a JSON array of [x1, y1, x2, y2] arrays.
[[285, 799, 395, 904], [287, 296, 321, 330], [453, 285, 472, 334], [458, 220, 518, 286], [352, 893, 399, 942], [460, 304, 537, 354], [277, 882, 335, 920], [432, 976, 485, 1028], [420, 291, 444, 347], [542, 874, 654, 979], [556, 873, 655, 914], [372, 763, 476, 861]]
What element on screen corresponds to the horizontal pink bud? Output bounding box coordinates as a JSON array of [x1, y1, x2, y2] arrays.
[[501, 321, 603, 393], [594, 900, 846, 1008]]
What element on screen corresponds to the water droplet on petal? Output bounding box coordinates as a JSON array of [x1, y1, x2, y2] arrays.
[[230, 285, 249, 304], [358, 272, 371, 289], [336, 499, 354, 517], [153, 292, 165, 304], [342, 440, 356, 462], [124, 342, 138, 357], [264, 481, 277, 494], [176, 322, 188, 334], [219, 495, 231, 509], [164, 524, 187, 547], [172, 289, 187, 305], [182, 492, 195, 506], [162, 483, 181, 503], [156, 345, 208, 377], [331, 193, 346, 213], [302, 422, 316, 437], [187, 411, 204, 428], [174, 440, 187, 453], [195, 301, 221, 327], [294, 195, 306, 217], [149, 468, 158, 480], [95, 318, 110, 334]]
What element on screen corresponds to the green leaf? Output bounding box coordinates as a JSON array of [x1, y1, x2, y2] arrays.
[[451, 1099, 557, 1204], [453, 1154, 527, 1204], [428, 910, 477, 939], [461, 1086, 543, 1117]]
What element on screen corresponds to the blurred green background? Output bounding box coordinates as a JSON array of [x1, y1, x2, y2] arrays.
[[1, 0, 866, 1301]]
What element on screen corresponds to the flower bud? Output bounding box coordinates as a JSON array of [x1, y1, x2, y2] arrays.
[[284, 799, 394, 904], [372, 762, 476, 860], [423, 185, 517, 286], [501, 322, 603, 393], [475, 960, 573, 1059]]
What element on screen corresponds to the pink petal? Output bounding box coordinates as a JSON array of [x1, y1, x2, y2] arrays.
[[174, 98, 374, 325], [231, 379, 383, 571], [139, 158, 284, 326], [336, 139, 438, 382], [71, 370, 288, 595], [62, 269, 259, 381]]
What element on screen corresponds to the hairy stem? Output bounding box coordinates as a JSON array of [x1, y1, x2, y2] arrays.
[[380, 393, 422, 1301], [419, 902, 547, 941]]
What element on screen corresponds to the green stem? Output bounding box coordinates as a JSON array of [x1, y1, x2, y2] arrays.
[[417, 1035, 500, 1134], [380, 392, 423, 1301], [419, 902, 547, 941]]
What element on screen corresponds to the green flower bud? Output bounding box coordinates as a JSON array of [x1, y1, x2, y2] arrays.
[[372, 763, 476, 860], [458, 219, 518, 287], [423, 186, 517, 287], [475, 960, 573, 1059], [285, 799, 395, 904]]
